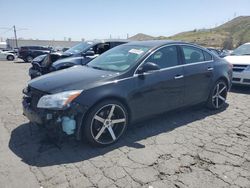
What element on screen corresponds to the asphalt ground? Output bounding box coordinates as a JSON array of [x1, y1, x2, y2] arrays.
[[0, 59, 249, 188]]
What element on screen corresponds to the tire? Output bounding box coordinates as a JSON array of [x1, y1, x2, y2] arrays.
[[25, 55, 33, 63], [7, 55, 14, 61], [83, 100, 128, 146], [207, 80, 228, 110]]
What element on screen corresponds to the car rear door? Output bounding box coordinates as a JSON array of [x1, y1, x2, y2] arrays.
[[131, 45, 185, 120], [180, 45, 214, 105]]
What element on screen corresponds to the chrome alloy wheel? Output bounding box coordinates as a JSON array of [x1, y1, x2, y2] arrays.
[[212, 82, 227, 109], [90, 104, 127, 145]]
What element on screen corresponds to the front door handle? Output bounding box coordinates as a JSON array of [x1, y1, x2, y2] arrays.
[[174, 75, 184, 79], [207, 67, 214, 71]]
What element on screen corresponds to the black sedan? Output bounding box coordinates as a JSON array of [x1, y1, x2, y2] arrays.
[[29, 40, 128, 79], [22, 40, 232, 146]]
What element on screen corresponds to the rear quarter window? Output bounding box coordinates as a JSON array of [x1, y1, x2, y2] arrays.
[[203, 51, 213, 61]]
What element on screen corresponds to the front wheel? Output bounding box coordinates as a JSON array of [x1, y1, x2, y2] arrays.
[[207, 80, 228, 109], [26, 55, 33, 63], [83, 100, 128, 146]]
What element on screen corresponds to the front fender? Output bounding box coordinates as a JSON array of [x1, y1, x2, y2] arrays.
[[74, 80, 132, 140]]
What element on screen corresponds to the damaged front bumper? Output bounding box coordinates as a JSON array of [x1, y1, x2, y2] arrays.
[[29, 67, 42, 79], [22, 96, 87, 140]]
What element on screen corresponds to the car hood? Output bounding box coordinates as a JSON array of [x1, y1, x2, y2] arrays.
[[224, 55, 250, 65], [1, 51, 13, 55], [52, 56, 84, 67], [28, 65, 119, 93]]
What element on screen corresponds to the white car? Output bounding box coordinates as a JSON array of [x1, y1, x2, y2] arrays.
[[0, 50, 16, 61], [224, 43, 250, 85]]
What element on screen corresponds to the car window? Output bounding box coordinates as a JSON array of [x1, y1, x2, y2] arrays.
[[96, 43, 110, 54], [147, 46, 179, 69], [182, 46, 204, 64], [65, 42, 93, 54], [231, 43, 250, 55], [203, 51, 213, 61], [88, 45, 150, 72]]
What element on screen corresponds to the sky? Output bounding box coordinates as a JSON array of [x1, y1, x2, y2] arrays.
[[0, 0, 250, 41]]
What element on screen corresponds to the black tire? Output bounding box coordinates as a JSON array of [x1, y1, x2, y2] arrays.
[[83, 100, 128, 146], [25, 55, 33, 63], [7, 55, 14, 61], [207, 80, 228, 110]]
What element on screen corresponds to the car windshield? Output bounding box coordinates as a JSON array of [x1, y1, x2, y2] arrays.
[[87, 45, 150, 72], [64, 41, 94, 54], [231, 43, 250, 55]]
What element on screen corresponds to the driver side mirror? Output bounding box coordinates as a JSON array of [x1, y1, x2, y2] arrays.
[[82, 50, 95, 57], [137, 62, 160, 75]]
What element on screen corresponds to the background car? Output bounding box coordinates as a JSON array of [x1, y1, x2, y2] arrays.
[[0, 49, 17, 55], [18, 46, 52, 62], [0, 50, 16, 61], [23, 40, 232, 146], [224, 42, 250, 85], [29, 40, 128, 79], [207, 47, 222, 57]]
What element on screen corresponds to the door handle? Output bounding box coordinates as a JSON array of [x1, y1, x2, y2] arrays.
[[174, 75, 184, 79], [207, 67, 214, 71]]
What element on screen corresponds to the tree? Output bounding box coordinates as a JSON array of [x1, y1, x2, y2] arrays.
[[223, 37, 233, 49]]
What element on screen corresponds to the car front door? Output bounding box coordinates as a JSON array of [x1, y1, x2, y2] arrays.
[[130, 45, 185, 120], [180, 45, 214, 105]]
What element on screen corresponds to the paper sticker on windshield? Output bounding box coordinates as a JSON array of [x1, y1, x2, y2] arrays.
[[129, 49, 144, 55]]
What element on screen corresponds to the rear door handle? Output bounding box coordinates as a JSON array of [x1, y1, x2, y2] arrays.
[[207, 67, 214, 71], [174, 75, 184, 79]]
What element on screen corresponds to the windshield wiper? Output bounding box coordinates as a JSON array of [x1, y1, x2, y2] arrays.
[[90, 66, 106, 70], [242, 53, 250, 55]]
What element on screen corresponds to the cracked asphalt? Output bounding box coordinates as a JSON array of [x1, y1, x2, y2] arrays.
[[0, 60, 249, 188]]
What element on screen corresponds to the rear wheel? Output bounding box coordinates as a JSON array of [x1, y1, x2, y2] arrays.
[[83, 100, 128, 146], [207, 80, 228, 109], [7, 55, 14, 61]]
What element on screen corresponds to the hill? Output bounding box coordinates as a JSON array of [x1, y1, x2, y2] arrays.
[[128, 33, 155, 41], [129, 16, 250, 49]]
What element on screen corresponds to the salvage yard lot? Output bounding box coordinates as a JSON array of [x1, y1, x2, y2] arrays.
[[0, 60, 249, 188]]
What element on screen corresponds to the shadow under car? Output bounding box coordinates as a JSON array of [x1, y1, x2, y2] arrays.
[[9, 104, 228, 167]]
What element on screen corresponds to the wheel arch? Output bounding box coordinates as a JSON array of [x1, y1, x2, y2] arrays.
[[7, 54, 14, 60], [76, 95, 131, 140], [216, 76, 230, 90]]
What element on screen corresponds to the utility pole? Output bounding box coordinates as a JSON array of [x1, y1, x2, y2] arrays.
[[13, 25, 18, 48]]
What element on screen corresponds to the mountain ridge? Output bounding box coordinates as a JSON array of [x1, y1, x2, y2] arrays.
[[129, 16, 250, 49]]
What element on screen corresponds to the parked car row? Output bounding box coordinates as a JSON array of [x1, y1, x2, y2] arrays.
[[28, 40, 128, 78], [18, 46, 53, 63], [22, 40, 233, 146], [207, 47, 231, 58]]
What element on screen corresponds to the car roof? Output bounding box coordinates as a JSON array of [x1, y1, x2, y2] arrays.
[[122, 40, 201, 48], [20, 46, 48, 48], [89, 39, 130, 44]]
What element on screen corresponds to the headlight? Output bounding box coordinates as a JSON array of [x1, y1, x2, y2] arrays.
[[37, 90, 82, 109]]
